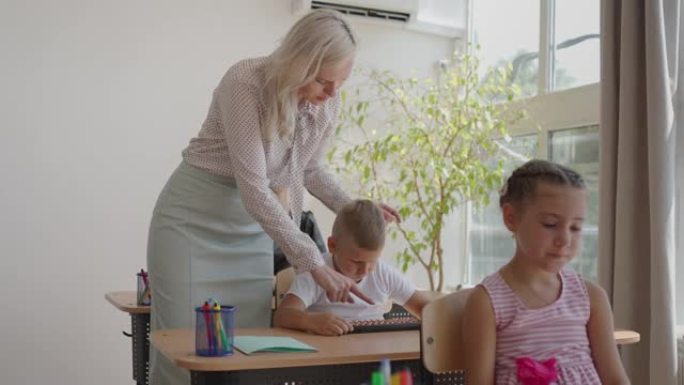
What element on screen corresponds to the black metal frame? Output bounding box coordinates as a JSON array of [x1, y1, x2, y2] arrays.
[[421, 371, 465, 385], [384, 303, 414, 319], [190, 359, 423, 385], [126, 313, 150, 385]]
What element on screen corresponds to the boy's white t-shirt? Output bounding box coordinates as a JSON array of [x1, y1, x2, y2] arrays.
[[286, 253, 416, 321]]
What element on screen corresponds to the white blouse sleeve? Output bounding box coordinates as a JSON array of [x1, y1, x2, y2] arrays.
[[216, 78, 325, 272]]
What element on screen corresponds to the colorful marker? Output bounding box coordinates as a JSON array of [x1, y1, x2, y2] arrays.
[[212, 301, 229, 351], [201, 301, 213, 353]]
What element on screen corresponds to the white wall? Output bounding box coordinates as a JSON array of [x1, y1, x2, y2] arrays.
[[0, 1, 454, 384]]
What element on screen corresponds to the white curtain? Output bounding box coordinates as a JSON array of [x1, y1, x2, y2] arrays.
[[600, 0, 682, 383]]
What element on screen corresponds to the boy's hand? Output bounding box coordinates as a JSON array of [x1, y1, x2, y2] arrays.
[[305, 312, 353, 336]]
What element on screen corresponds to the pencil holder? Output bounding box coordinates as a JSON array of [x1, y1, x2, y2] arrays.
[[136, 271, 151, 306], [195, 305, 236, 357]]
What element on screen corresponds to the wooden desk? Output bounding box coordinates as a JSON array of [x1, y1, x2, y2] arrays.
[[151, 327, 640, 385], [106, 291, 150, 385], [153, 328, 422, 385]]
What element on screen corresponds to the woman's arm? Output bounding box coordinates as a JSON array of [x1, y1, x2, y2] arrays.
[[585, 281, 630, 385], [462, 286, 497, 385], [217, 79, 371, 304], [217, 79, 325, 272]]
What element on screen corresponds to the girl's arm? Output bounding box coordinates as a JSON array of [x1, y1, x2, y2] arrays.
[[585, 280, 631, 385], [462, 286, 496, 385]]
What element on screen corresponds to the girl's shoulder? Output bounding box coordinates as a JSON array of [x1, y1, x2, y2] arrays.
[[479, 270, 510, 300], [559, 266, 592, 300], [580, 278, 610, 310], [463, 285, 496, 322], [477, 271, 518, 327]]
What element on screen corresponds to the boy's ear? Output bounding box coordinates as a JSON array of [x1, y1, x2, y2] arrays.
[[501, 203, 519, 233], [327, 236, 336, 254]]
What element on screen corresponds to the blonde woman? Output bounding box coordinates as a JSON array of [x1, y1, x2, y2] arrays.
[[146, 9, 399, 385]]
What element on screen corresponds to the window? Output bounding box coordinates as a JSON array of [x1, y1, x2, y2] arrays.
[[552, 0, 600, 90], [471, 0, 540, 98], [464, 0, 601, 285], [549, 126, 599, 281], [469, 135, 538, 283], [468, 127, 599, 283], [471, 0, 600, 95]]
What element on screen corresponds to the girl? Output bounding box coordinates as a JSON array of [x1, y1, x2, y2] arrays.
[[463, 159, 630, 385]]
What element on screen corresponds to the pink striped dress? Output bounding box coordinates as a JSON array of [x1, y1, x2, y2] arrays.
[[480, 268, 602, 384]]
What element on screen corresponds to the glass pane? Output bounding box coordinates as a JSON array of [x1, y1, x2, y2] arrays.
[[549, 125, 600, 281], [549, 125, 599, 165], [553, 0, 600, 90], [472, 0, 540, 98], [469, 134, 539, 283]]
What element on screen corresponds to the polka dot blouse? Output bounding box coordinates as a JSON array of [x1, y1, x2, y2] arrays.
[[183, 56, 352, 272]]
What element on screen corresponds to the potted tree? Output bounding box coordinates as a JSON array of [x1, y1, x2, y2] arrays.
[[328, 52, 526, 291]]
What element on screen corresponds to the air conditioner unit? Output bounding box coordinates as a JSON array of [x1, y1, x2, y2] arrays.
[[291, 0, 465, 38], [292, 0, 418, 23]]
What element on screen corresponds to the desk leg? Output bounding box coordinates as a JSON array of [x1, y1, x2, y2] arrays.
[[131, 313, 150, 385], [190, 359, 422, 385]]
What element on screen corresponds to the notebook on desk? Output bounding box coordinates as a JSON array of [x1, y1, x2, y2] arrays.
[[233, 336, 318, 355]]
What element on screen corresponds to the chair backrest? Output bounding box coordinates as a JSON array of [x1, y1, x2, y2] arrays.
[[275, 267, 296, 309], [421, 288, 473, 374]]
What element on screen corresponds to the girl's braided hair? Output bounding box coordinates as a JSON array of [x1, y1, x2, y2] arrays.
[[499, 159, 586, 208]]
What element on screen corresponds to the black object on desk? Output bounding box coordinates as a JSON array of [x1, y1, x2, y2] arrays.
[[350, 317, 421, 334]]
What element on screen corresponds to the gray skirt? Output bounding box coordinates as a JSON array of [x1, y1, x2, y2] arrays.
[[147, 161, 273, 385]]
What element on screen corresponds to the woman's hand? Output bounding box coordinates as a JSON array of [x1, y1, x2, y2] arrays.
[[377, 202, 401, 223], [310, 265, 374, 304]]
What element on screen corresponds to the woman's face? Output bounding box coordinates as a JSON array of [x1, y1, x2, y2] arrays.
[[298, 57, 354, 105]]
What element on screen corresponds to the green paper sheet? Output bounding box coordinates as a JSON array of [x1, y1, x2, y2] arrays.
[[233, 336, 318, 355]]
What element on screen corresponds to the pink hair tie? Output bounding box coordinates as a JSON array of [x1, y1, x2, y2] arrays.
[[516, 357, 559, 385]]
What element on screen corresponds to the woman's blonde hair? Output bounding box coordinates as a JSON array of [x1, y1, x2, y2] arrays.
[[262, 9, 357, 142]]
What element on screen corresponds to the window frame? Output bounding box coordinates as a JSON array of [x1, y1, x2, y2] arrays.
[[457, 0, 600, 286]]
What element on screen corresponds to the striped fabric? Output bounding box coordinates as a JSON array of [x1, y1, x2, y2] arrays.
[[182, 56, 352, 272], [481, 268, 601, 384]]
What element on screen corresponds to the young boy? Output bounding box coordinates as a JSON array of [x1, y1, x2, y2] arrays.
[[273, 199, 431, 336]]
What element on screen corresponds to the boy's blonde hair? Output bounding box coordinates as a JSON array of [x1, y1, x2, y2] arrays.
[[332, 200, 386, 250], [262, 9, 357, 143]]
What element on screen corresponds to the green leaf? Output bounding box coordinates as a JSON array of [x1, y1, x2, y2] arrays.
[[328, 46, 526, 288]]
